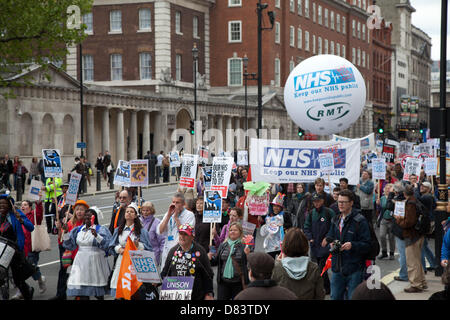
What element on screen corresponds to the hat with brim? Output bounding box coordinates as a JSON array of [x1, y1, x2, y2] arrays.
[[73, 199, 89, 210], [178, 223, 195, 237]]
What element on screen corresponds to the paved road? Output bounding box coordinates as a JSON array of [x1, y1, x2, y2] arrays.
[[4, 184, 436, 299]]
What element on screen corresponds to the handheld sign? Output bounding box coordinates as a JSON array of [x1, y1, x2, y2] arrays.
[[318, 153, 334, 175], [423, 158, 437, 176], [42, 149, 63, 178], [169, 151, 181, 167], [114, 160, 131, 186], [371, 158, 386, 180], [130, 160, 148, 187], [247, 192, 270, 216], [65, 172, 82, 206], [160, 277, 194, 300], [129, 250, 161, 283], [203, 190, 222, 223], [179, 154, 198, 189], [394, 201, 406, 218], [403, 157, 421, 182], [202, 165, 212, 190], [382, 144, 395, 165], [237, 150, 249, 166], [28, 180, 43, 201], [211, 157, 233, 198]]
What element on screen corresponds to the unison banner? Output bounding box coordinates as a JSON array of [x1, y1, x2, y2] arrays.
[[250, 138, 360, 185]]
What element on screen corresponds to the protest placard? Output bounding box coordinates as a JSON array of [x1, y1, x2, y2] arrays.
[[394, 201, 406, 218], [197, 146, 209, 165], [203, 190, 222, 223], [419, 143, 433, 155], [169, 151, 181, 167], [211, 156, 233, 198], [423, 157, 438, 176], [129, 250, 161, 283], [202, 165, 212, 190], [42, 149, 63, 178], [28, 179, 42, 201], [237, 150, 248, 166], [160, 277, 195, 300], [114, 160, 131, 186], [318, 153, 334, 175], [247, 193, 270, 216], [130, 160, 148, 187], [403, 157, 421, 182], [242, 221, 256, 246], [179, 154, 198, 189], [382, 144, 395, 164], [65, 172, 81, 206], [371, 158, 386, 180]]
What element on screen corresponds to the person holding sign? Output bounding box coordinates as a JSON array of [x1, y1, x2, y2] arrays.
[[213, 207, 243, 247], [392, 184, 427, 293], [160, 223, 214, 300], [208, 222, 250, 300], [193, 196, 212, 254], [63, 206, 112, 300], [140, 201, 165, 266]]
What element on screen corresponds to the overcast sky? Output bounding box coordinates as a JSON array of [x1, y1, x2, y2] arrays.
[[409, 0, 449, 61]]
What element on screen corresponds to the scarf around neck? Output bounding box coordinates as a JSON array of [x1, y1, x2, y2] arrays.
[[223, 238, 241, 279]]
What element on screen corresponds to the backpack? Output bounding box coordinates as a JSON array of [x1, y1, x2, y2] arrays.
[[353, 213, 380, 261], [412, 199, 431, 235]]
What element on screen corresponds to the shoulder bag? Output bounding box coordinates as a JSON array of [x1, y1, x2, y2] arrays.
[[31, 208, 51, 252]]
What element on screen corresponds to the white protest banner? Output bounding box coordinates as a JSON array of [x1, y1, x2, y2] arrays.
[[28, 180, 43, 201], [332, 133, 375, 152], [114, 160, 131, 186], [423, 158, 438, 176], [169, 151, 181, 167], [250, 138, 361, 185], [65, 172, 82, 205], [318, 153, 334, 175], [403, 157, 421, 182], [211, 156, 233, 198], [179, 154, 198, 189], [203, 190, 222, 223], [130, 160, 148, 187], [399, 141, 414, 157], [160, 277, 194, 300], [129, 250, 161, 283], [419, 143, 433, 155], [394, 201, 406, 218], [371, 158, 386, 180], [237, 150, 248, 166], [42, 149, 63, 178]]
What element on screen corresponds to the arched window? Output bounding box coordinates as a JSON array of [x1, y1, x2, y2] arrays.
[[19, 113, 33, 156], [63, 115, 74, 155], [42, 114, 55, 149]]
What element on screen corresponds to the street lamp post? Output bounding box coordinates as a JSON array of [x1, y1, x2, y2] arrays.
[[242, 54, 258, 150], [79, 43, 84, 158], [192, 43, 198, 122]]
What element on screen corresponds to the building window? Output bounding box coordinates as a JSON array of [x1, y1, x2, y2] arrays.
[[362, 24, 366, 41], [330, 40, 334, 55], [324, 8, 328, 28], [336, 13, 340, 32], [297, 28, 302, 49], [290, 60, 295, 72], [274, 58, 280, 86], [312, 3, 316, 23], [312, 35, 316, 54], [342, 16, 346, 34], [290, 26, 295, 47], [336, 43, 340, 56], [290, 0, 295, 12], [139, 8, 151, 31], [110, 10, 122, 32], [228, 58, 242, 86], [352, 47, 356, 64], [357, 48, 361, 66], [357, 21, 361, 39], [175, 11, 182, 34], [193, 16, 199, 38], [330, 11, 334, 30], [298, 0, 302, 15], [175, 54, 182, 81], [110, 54, 122, 80], [318, 36, 322, 54], [275, 22, 280, 44], [352, 20, 356, 37], [228, 21, 242, 43], [305, 0, 309, 18], [318, 5, 322, 25], [82, 55, 94, 81], [228, 0, 242, 7], [342, 44, 346, 58], [362, 50, 366, 68], [324, 39, 328, 54], [275, 0, 280, 8], [305, 31, 310, 51], [83, 12, 93, 34], [139, 52, 152, 80]]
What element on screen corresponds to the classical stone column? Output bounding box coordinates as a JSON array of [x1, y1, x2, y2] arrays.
[[86, 106, 95, 165], [116, 109, 125, 161], [154, 112, 166, 153], [225, 116, 233, 152], [102, 108, 110, 154], [142, 111, 150, 155], [129, 110, 138, 160], [216, 115, 223, 153]]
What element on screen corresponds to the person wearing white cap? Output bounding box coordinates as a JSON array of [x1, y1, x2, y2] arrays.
[[108, 203, 153, 298]]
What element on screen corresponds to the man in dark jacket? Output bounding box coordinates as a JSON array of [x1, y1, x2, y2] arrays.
[[234, 252, 297, 300], [324, 189, 371, 300]]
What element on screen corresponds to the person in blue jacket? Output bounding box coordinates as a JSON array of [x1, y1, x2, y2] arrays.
[[442, 228, 450, 269], [323, 189, 371, 300], [0, 193, 35, 299]]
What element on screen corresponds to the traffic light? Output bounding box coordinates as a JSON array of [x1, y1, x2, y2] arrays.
[[189, 120, 195, 135], [377, 117, 384, 134], [297, 127, 305, 138], [419, 121, 427, 134]]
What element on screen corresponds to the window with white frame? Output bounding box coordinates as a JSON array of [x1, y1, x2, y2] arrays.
[[324, 8, 328, 28], [313, 3, 316, 22], [298, 0, 302, 15], [83, 55, 94, 81], [342, 44, 346, 58], [318, 5, 322, 25], [175, 11, 182, 34], [175, 54, 182, 81], [110, 10, 122, 32], [275, 22, 280, 43], [228, 21, 242, 42], [367, 52, 369, 69], [83, 13, 93, 34], [362, 24, 366, 41], [228, 0, 242, 7], [139, 9, 151, 31], [297, 28, 302, 49], [357, 21, 361, 39], [290, 0, 295, 12], [336, 42, 340, 56], [290, 60, 295, 72], [305, 0, 310, 18], [330, 11, 334, 30], [362, 50, 366, 68], [342, 16, 346, 34], [139, 52, 152, 79], [330, 40, 334, 55], [318, 36, 322, 54], [193, 16, 199, 38], [357, 48, 361, 66], [312, 35, 316, 54], [336, 13, 340, 32], [352, 20, 356, 37], [363, 0, 366, 11], [275, 0, 280, 8], [305, 31, 310, 51], [290, 26, 295, 47], [110, 54, 122, 80], [228, 58, 242, 86], [324, 39, 328, 54], [352, 47, 356, 64], [274, 58, 280, 86]]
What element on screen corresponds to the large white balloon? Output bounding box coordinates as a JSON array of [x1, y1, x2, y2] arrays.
[[283, 54, 366, 135]]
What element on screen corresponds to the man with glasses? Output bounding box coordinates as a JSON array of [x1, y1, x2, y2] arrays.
[[323, 189, 371, 300], [108, 189, 132, 234]]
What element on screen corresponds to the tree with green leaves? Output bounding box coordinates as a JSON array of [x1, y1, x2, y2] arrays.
[[0, 0, 93, 91]]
